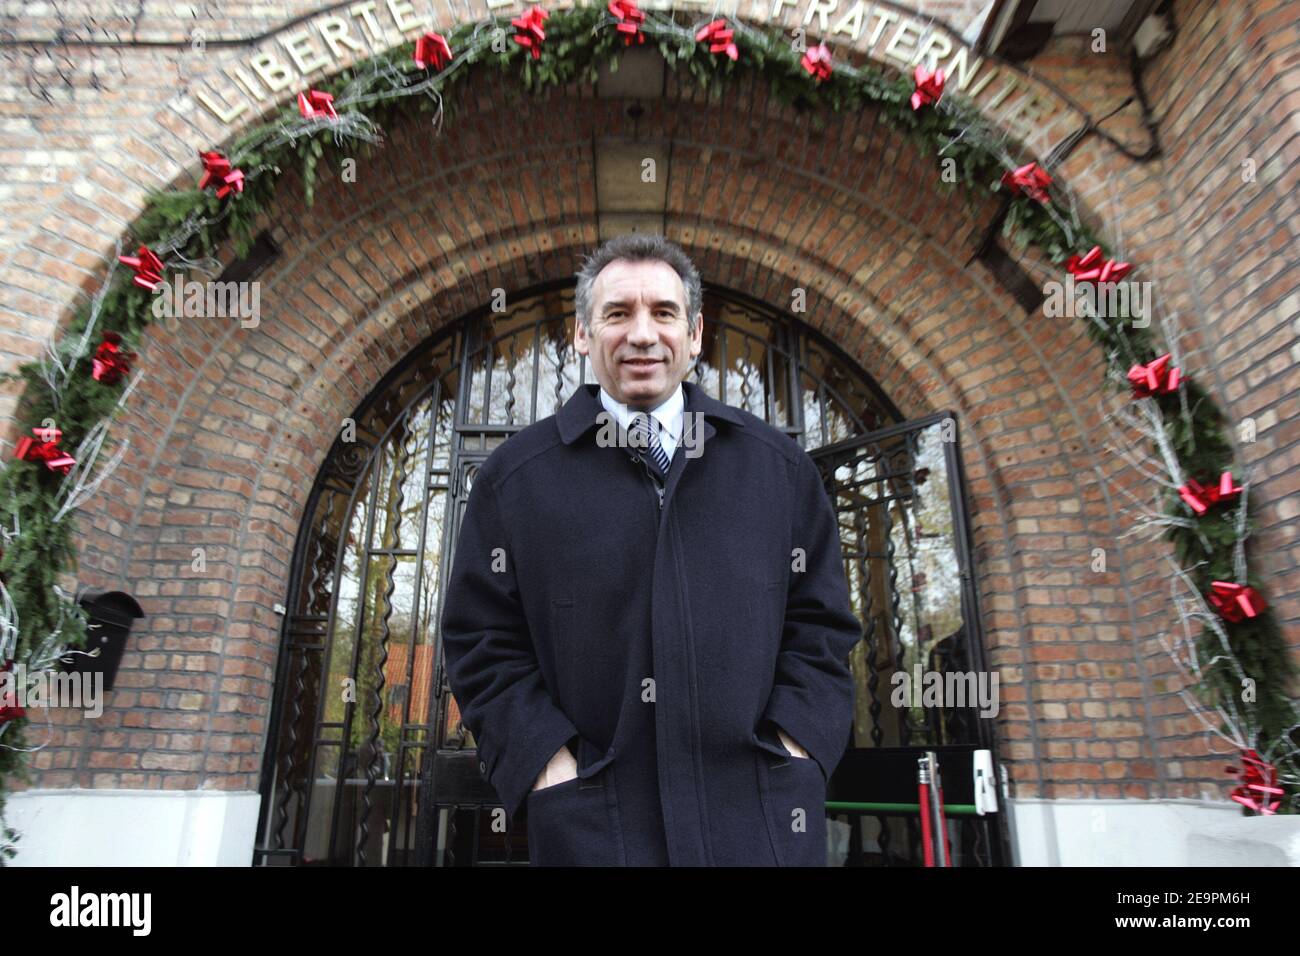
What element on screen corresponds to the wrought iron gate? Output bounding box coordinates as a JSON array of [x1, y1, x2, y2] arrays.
[[253, 281, 1003, 866], [810, 413, 1012, 866]]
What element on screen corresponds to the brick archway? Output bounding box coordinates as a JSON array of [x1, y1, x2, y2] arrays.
[[12, 53, 1201, 816]]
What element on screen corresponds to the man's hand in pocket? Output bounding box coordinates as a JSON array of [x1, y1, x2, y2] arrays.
[[532, 739, 579, 791], [775, 726, 809, 759]]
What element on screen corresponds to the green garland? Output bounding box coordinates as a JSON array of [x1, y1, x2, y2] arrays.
[[1, 5, 1294, 854]]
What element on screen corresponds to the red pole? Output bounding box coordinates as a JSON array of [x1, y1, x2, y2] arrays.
[[917, 757, 935, 867]]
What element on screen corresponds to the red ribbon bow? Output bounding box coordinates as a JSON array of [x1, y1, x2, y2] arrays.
[[13, 425, 76, 475], [413, 32, 453, 70], [1226, 749, 1283, 814], [800, 43, 832, 82], [1066, 245, 1132, 283], [1208, 581, 1266, 623], [1177, 471, 1243, 515], [298, 89, 338, 120], [91, 330, 137, 386], [608, 0, 646, 45], [118, 244, 165, 292], [0, 660, 25, 726], [911, 65, 945, 110], [1001, 162, 1052, 203], [197, 150, 245, 199], [695, 19, 738, 60], [512, 5, 550, 59], [1126, 353, 1182, 398]]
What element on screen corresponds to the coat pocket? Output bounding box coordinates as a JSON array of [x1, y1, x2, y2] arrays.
[[753, 730, 828, 867], [524, 739, 625, 867]]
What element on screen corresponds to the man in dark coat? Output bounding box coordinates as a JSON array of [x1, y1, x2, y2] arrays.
[[439, 233, 861, 866]]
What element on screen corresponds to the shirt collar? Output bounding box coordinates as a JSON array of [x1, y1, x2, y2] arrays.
[[557, 380, 745, 445], [598, 382, 684, 442]]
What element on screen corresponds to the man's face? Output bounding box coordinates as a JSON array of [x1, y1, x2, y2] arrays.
[[575, 258, 703, 409]]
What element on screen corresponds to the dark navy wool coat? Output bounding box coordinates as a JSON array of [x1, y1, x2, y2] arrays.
[[439, 380, 861, 865]]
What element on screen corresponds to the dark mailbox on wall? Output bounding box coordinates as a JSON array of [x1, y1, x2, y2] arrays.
[[63, 589, 144, 693]]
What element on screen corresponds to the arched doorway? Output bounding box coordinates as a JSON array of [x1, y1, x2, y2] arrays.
[[254, 277, 1006, 866]]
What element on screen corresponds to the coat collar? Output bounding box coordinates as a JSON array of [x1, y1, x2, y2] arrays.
[[557, 379, 745, 445]]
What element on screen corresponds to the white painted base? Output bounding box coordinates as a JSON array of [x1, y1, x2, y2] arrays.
[[3, 789, 262, 866], [1008, 797, 1300, 866], [5, 790, 1295, 866]]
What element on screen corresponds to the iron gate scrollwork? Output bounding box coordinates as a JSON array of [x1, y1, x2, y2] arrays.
[[810, 412, 1012, 866]]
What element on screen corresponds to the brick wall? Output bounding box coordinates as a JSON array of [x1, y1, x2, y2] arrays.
[[1034, 0, 1300, 795], [0, 1, 1295, 811]]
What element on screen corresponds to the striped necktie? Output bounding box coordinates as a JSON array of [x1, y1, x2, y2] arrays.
[[629, 411, 671, 483]]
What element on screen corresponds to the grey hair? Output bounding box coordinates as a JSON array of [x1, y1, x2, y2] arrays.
[[573, 233, 702, 336]]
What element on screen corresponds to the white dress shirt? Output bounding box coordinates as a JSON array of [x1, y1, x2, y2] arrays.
[[598, 381, 684, 460]]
